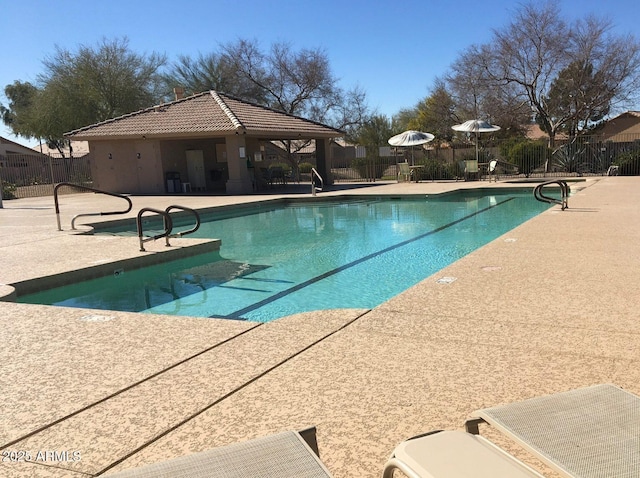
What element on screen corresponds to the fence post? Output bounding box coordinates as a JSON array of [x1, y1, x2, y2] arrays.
[[48, 155, 55, 195]]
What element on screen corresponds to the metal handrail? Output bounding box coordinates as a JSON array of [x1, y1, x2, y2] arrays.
[[165, 205, 201, 238], [137, 207, 173, 252], [533, 180, 569, 210], [311, 168, 324, 196], [54, 182, 133, 231], [137, 205, 201, 252]]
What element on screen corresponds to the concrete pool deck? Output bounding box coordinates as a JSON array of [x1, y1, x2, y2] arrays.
[[1, 177, 639, 477]]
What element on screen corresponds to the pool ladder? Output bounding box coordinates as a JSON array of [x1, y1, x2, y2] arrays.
[[137, 205, 201, 251], [53, 182, 200, 251], [533, 180, 569, 210], [54, 182, 133, 231]]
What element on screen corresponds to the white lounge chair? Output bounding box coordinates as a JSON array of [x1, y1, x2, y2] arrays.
[[105, 427, 332, 477], [382, 430, 544, 478]]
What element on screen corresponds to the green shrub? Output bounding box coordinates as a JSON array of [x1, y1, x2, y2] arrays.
[[298, 162, 314, 173], [352, 157, 386, 179], [501, 140, 547, 177], [1, 182, 17, 200], [615, 149, 640, 175], [270, 162, 291, 173], [414, 158, 455, 180]]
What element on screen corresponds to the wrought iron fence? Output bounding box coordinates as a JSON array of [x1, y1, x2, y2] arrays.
[[2, 133, 638, 200], [330, 133, 640, 182], [0, 153, 92, 199]]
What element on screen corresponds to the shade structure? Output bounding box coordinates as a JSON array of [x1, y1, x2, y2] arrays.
[[451, 120, 501, 134], [388, 130, 435, 165], [388, 130, 435, 147], [451, 119, 500, 162]]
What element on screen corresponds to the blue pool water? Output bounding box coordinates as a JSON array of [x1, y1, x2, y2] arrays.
[[19, 190, 552, 322]]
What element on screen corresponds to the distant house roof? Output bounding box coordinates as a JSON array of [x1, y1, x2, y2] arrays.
[[0, 135, 37, 155], [597, 111, 640, 141], [30, 140, 89, 156], [65, 91, 344, 141], [524, 124, 568, 141]]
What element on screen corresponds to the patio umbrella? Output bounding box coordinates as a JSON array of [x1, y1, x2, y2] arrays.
[[451, 120, 500, 162], [388, 130, 434, 165]]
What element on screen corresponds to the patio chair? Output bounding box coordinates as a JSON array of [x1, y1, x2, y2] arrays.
[[104, 427, 333, 477], [398, 162, 412, 182], [488, 160, 498, 182], [464, 159, 479, 181], [382, 430, 544, 478]]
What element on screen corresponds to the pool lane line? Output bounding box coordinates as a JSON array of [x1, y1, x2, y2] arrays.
[[0, 323, 263, 452], [94, 309, 371, 476], [222, 196, 516, 320]]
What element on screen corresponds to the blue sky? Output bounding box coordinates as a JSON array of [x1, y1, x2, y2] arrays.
[[2, 0, 639, 147]]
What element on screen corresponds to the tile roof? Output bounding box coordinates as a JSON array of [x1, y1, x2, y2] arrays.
[[0, 135, 37, 155], [65, 91, 344, 140]]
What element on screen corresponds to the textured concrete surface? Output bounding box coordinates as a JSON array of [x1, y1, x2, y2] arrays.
[[1, 178, 639, 477]]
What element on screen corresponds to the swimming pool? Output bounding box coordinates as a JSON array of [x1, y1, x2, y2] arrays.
[[19, 190, 553, 322]]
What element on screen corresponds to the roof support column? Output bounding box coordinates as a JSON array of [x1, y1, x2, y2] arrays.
[[315, 138, 334, 186], [224, 133, 254, 194]]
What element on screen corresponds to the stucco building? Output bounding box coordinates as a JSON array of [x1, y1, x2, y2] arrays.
[[65, 91, 343, 195]]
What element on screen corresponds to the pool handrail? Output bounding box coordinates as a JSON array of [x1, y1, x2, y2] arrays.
[[54, 182, 133, 231], [137, 207, 173, 252], [311, 168, 324, 196], [165, 205, 201, 238], [533, 180, 569, 210]]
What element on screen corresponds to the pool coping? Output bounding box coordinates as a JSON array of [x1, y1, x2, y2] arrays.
[[3, 239, 222, 299]]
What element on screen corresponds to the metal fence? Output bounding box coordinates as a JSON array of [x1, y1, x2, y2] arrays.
[[0, 153, 92, 199], [2, 132, 638, 200], [331, 133, 640, 182]]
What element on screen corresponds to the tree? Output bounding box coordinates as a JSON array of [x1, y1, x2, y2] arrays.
[[163, 52, 265, 100], [447, 44, 495, 121], [540, 60, 611, 138], [221, 39, 341, 120], [447, 43, 531, 137], [353, 114, 394, 153], [392, 107, 418, 133], [407, 80, 457, 143], [1, 37, 166, 152], [0, 81, 40, 138], [350, 114, 394, 179], [220, 39, 369, 170], [483, 1, 640, 147]]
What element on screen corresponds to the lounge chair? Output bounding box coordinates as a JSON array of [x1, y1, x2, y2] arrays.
[[465, 384, 640, 478], [382, 430, 544, 478], [104, 427, 333, 477], [398, 162, 412, 182]]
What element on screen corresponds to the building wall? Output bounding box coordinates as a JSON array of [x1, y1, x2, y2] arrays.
[[89, 140, 164, 194], [89, 138, 234, 195]]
